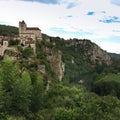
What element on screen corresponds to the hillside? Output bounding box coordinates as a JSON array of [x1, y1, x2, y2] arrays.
[[41, 35, 111, 83], [0, 24, 18, 36], [0, 25, 120, 120]]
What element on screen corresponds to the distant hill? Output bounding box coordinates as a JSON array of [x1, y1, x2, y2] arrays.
[[109, 53, 120, 59], [0, 24, 18, 36]]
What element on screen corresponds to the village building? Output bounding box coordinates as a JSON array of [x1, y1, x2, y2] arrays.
[[0, 36, 11, 56], [19, 20, 42, 40], [0, 20, 42, 56], [19, 20, 42, 55]]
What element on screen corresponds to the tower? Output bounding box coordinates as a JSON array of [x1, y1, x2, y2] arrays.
[[19, 20, 27, 35]]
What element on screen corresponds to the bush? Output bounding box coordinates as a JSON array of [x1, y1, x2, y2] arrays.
[[51, 107, 77, 120], [9, 39, 19, 46], [22, 47, 33, 58]]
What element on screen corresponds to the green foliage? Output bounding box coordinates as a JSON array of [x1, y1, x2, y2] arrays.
[[0, 57, 46, 119], [0, 58, 19, 112], [111, 58, 120, 73], [0, 25, 18, 36], [0, 58, 32, 115], [36, 40, 57, 80], [28, 62, 38, 70], [7, 115, 26, 120], [22, 47, 33, 58], [43, 83, 120, 120], [0, 112, 7, 120], [77, 93, 120, 120], [51, 107, 76, 120], [9, 39, 19, 46], [12, 71, 32, 114], [92, 74, 120, 98], [0, 57, 120, 120], [0, 71, 4, 110], [30, 72, 44, 112], [45, 84, 83, 108]]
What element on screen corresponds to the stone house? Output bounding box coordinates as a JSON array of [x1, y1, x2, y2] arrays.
[[0, 21, 42, 56], [19, 20, 42, 40], [0, 37, 10, 56], [19, 20, 42, 55]]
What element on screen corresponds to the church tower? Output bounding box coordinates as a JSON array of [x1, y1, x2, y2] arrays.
[[19, 20, 27, 35]]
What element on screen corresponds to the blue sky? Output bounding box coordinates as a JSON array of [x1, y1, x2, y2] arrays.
[[0, 0, 120, 53]]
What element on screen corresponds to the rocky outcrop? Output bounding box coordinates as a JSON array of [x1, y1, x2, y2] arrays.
[[4, 48, 20, 60], [65, 39, 111, 65], [44, 47, 65, 81], [89, 44, 111, 65], [43, 39, 111, 82], [38, 65, 46, 74]]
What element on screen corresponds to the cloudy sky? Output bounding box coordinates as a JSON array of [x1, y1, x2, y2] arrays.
[[0, 0, 120, 53]]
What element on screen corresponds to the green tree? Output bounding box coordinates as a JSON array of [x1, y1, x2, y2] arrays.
[[1, 58, 19, 112], [51, 107, 77, 120], [0, 70, 7, 120], [0, 25, 18, 36], [77, 93, 120, 120], [22, 47, 33, 58], [30, 72, 44, 112], [0, 57, 32, 115], [12, 71, 32, 114]]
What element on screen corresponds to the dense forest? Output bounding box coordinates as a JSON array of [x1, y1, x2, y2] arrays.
[[0, 25, 18, 36], [0, 25, 120, 120]]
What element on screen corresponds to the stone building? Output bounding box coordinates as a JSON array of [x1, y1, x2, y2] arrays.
[[19, 20, 42, 40], [0, 36, 10, 56], [0, 21, 42, 57], [19, 20, 42, 55]]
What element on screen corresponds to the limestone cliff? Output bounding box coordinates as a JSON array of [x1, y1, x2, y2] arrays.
[[65, 39, 111, 65], [41, 38, 111, 82], [89, 43, 111, 65], [44, 46, 65, 81]]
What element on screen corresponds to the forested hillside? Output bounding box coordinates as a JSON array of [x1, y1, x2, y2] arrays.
[[0, 25, 120, 120], [0, 25, 18, 36]]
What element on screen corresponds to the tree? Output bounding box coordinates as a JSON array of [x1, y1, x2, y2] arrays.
[[12, 71, 32, 114], [0, 57, 32, 115], [77, 93, 120, 120], [1, 57, 19, 112], [22, 47, 33, 58], [30, 72, 44, 112], [51, 107, 77, 120], [0, 71, 7, 120], [9, 39, 19, 46]]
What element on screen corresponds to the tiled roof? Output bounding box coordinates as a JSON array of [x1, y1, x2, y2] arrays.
[[25, 38, 34, 44], [26, 27, 40, 30], [25, 41, 34, 44]]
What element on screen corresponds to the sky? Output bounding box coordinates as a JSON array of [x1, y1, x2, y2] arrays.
[[0, 0, 120, 53]]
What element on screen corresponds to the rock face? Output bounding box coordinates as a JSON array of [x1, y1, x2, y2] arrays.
[[43, 39, 111, 81], [89, 44, 111, 65], [44, 47, 65, 81], [65, 39, 111, 65]]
